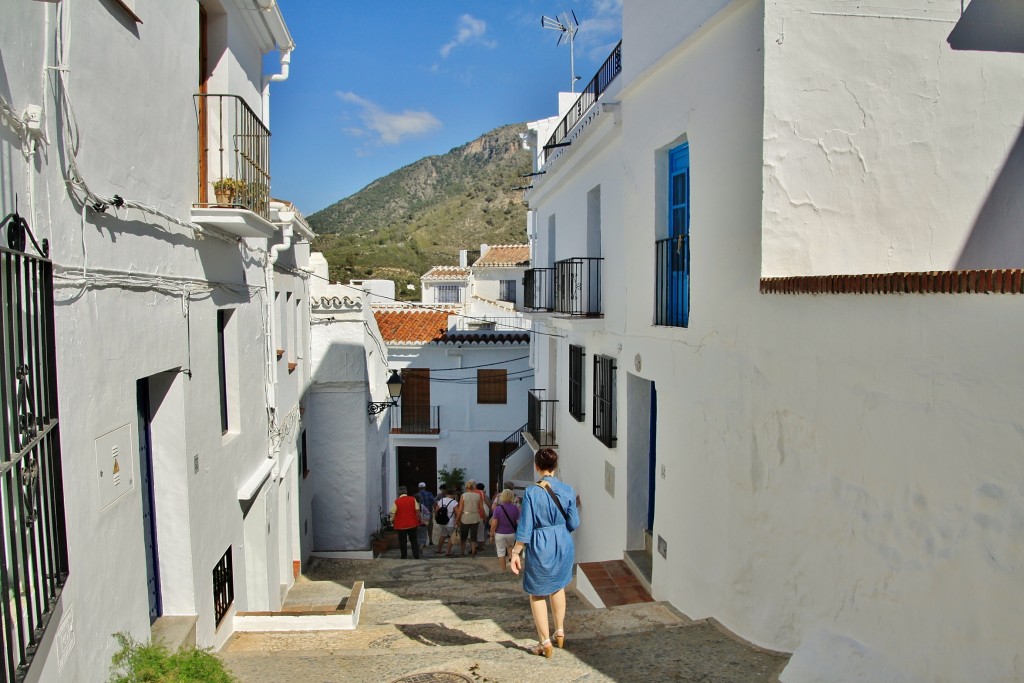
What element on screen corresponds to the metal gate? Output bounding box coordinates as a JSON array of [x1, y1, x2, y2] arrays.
[[1, 211, 69, 681]]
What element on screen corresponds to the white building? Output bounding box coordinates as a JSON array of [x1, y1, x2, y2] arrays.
[[1, 1, 310, 680], [304, 256, 392, 553], [521, 2, 1024, 682]]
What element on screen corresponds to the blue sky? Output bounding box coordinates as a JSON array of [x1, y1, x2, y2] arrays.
[[268, 1, 623, 215]]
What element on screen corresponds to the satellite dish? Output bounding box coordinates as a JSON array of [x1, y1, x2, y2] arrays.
[[541, 10, 581, 92]]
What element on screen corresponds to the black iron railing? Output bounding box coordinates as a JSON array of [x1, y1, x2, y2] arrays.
[[568, 344, 585, 422], [213, 546, 233, 627], [392, 406, 441, 434], [497, 422, 528, 487], [555, 257, 603, 316], [194, 94, 271, 221], [0, 212, 69, 683], [593, 354, 617, 447], [527, 389, 558, 447], [655, 235, 689, 327], [524, 268, 554, 311], [544, 41, 622, 163]]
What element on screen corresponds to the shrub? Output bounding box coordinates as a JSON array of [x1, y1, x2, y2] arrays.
[[108, 632, 236, 683]]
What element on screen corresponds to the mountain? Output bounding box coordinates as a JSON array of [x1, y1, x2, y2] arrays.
[[308, 123, 532, 299]]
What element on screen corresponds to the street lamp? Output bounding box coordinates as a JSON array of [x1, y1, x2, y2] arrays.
[[367, 370, 404, 416]]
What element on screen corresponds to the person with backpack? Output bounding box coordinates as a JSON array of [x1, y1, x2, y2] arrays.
[[435, 489, 458, 556]]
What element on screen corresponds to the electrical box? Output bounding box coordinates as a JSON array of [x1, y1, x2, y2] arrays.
[[23, 105, 44, 132], [95, 424, 134, 510]]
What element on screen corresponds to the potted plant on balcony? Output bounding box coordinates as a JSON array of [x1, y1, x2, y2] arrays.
[[212, 178, 245, 206]]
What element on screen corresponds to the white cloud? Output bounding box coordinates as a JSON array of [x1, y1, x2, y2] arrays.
[[440, 14, 496, 58], [337, 91, 442, 146], [576, 0, 623, 60]]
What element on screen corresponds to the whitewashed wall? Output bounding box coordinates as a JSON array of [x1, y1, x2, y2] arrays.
[[307, 271, 391, 551], [761, 0, 1024, 275], [526, 1, 1024, 681], [2, 2, 298, 680]]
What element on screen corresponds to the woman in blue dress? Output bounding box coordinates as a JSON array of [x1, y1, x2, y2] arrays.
[[509, 448, 580, 658]]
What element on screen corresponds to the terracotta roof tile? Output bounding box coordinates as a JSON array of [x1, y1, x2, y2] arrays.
[[422, 266, 470, 280], [373, 309, 453, 344], [473, 244, 531, 268]]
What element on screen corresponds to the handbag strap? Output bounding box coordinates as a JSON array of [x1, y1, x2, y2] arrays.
[[498, 503, 517, 531], [537, 480, 570, 526]]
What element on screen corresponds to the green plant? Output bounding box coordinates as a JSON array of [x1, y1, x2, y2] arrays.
[[212, 177, 238, 192], [438, 466, 466, 492], [108, 632, 235, 682]]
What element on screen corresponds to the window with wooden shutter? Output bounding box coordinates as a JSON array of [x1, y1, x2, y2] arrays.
[[477, 369, 507, 404]]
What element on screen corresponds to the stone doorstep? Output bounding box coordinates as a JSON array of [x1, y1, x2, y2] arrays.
[[151, 615, 198, 651], [233, 581, 364, 632]]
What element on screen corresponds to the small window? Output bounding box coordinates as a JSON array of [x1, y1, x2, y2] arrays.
[[217, 309, 232, 434], [436, 284, 462, 303], [499, 279, 517, 305], [593, 354, 616, 447], [477, 369, 507, 404], [568, 345, 585, 422], [212, 547, 234, 627]]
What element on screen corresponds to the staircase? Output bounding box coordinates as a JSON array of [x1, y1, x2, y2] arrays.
[[218, 553, 788, 682]]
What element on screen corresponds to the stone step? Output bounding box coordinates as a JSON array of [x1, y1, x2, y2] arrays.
[[220, 619, 787, 683], [222, 601, 692, 654]]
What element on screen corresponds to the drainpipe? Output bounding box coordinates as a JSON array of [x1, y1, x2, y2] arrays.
[[254, 0, 294, 127], [267, 211, 295, 478]]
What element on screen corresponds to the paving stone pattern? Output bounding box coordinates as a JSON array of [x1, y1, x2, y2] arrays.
[[220, 547, 788, 682]]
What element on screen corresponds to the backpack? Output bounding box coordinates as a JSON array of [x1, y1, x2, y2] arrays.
[[435, 500, 450, 525]]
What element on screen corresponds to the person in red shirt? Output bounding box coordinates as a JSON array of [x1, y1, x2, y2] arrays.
[[389, 485, 421, 559]]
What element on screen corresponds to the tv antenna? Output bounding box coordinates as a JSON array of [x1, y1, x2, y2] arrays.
[[541, 11, 581, 92]]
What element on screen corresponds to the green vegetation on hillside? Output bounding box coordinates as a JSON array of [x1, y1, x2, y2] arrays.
[[308, 123, 531, 300]]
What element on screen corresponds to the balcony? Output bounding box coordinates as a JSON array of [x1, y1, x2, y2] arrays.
[[191, 94, 275, 239], [524, 268, 554, 311], [555, 257, 603, 317], [390, 405, 441, 435], [527, 389, 557, 447], [543, 40, 622, 163], [654, 236, 689, 327]]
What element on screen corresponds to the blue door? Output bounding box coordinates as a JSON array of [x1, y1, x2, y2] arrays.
[[668, 143, 690, 327]]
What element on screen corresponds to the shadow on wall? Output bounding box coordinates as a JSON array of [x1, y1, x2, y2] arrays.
[[948, 0, 1024, 270], [947, 0, 1024, 54], [956, 122, 1024, 270]]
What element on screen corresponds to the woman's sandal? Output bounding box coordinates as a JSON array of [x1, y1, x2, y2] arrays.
[[530, 638, 554, 658], [554, 629, 565, 648]]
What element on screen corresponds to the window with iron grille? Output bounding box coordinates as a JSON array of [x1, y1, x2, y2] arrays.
[[568, 345, 585, 422], [213, 546, 234, 627], [477, 369, 507, 404], [0, 228, 70, 681], [435, 284, 462, 303], [593, 354, 616, 447], [499, 279, 517, 305]]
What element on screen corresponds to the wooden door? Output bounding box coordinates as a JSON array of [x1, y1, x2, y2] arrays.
[[396, 447, 437, 496], [401, 368, 430, 432]]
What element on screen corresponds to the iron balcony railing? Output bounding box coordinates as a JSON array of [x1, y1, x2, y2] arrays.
[[391, 406, 441, 435], [655, 235, 689, 327], [555, 257, 603, 317], [544, 40, 623, 163], [496, 422, 528, 489], [0, 211, 69, 682], [523, 268, 554, 311], [194, 94, 271, 221], [527, 389, 558, 447]]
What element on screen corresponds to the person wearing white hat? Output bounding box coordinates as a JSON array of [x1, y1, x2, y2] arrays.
[[416, 482, 435, 549]]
